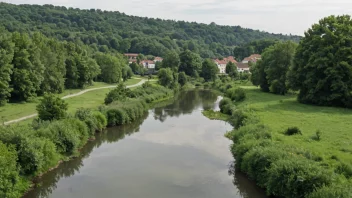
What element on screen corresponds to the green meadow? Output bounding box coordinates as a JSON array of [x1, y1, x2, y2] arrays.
[[240, 86, 352, 166]]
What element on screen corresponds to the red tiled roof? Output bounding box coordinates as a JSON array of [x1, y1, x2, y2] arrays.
[[142, 60, 155, 64], [236, 62, 249, 69], [154, 57, 163, 61]]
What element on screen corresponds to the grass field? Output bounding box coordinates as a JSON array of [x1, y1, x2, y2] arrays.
[[240, 86, 352, 166], [0, 78, 142, 123]]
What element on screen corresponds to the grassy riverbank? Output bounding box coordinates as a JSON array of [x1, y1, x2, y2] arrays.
[[0, 78, 142, 124], [0, 82, 173, 197], [203, 81, 352, 197]]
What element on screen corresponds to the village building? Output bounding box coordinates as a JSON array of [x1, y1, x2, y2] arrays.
[[154, 57, 163, 62], [236, 62, 250, 73], [242, 54, 261, 64], [213, 56, 238, 74], [141, 60, 156, 69]]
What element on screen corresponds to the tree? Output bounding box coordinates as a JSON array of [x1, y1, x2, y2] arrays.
[[201, 59, 219, 82], [137, 54, 144, 64], [179, 50, 202, 77], [36, 93, 68, 121], [0, 142, 23, 198], [225, 62, 238, 79], [158, 68, 174, 88], [264, 41, 297, 95], [0, 33, 14, 105], [250, 59, 269, 92], [129, 62, 141, 74], [95, 52, 123, 83], [162, 51, 180, 71], [288, 15, 352, 107], [122, 65, 133, 81], [178, 72, 188, 86]]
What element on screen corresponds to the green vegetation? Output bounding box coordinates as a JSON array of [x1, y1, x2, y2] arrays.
[[204, 80, 352, 197], [201, 59, 219, 82], [288, 15, 352, 108], [0, 3, 299, 59], [225, 61, 238, 79], [233, 39, 279, 61], [0, 78, 172, 197], [36, 94, 68, 121]]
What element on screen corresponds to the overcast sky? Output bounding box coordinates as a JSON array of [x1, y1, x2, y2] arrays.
[[4, 0, 352, 35]]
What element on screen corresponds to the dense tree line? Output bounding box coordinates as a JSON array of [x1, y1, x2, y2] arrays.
[[0, 29, 127, 105], [0, 3, 300, 58], [233, 39, 279, 61], [250, 15, 352, 108]]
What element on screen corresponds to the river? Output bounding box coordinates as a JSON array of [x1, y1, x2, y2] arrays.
[[24, 89, 267, 198]]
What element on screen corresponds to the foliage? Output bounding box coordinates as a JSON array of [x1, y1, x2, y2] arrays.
[[226, 88, 246, 102], [0, 33, 14, 105], [288, 15, 352, 108], [179, 50, 202, 77], [178, 72, 188, 86], [37, 118, 89, 154], [0, 3, 300, 59], [308, 183, 352, 198], [122, 65, 133, 81], [36, 93, 68, 121], [95, 52, 123, 83], [233, 39, 279, 61], [158, 68, 174, 88], [250, 41, 297, 95], [225, 62, 238, 79], [201, 59, 219, 82], [162, 51, 180, 71], [75, 108, 106, 136], [104, 83, 130, 105], [0, 142, 26, 198], [284, 127, 302, 136]]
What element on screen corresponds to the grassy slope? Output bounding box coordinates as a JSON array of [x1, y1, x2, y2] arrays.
[[0, 78, 142, 123], [240, 86, 352, 166]]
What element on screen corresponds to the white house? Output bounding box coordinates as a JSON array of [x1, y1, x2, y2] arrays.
[[142, 60, 156, 69], [236, 63, 250, 73], [214, 59, 227, 74]]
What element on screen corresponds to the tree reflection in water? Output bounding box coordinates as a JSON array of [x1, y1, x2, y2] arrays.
[[24, 113, 149, 198], [153, 89, 218, 122], [228, 162, 268, 198]]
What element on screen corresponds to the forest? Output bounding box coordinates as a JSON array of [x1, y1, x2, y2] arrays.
[[0, 3, 300, 58]]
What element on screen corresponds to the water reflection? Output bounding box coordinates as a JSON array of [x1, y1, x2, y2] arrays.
[[153, 89, 218, 122], [24, 114, 149, 198], [24, 89, 266, 198]]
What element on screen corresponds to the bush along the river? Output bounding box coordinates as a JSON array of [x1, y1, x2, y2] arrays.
[[0, 81, 175, 197], [213, 82, 351, 197]]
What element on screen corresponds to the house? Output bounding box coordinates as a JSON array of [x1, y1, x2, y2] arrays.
[[214, 59, 227, 74], [213, 56, 238, 74], [236, 62, 250, 73], [141, 60, 156, 69], [124, 53, 139, 64], [154, 57, 163, 62], [242, 54, 261, 64]]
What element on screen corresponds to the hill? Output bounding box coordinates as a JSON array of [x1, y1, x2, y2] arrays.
[[0, 3, 300, 58]]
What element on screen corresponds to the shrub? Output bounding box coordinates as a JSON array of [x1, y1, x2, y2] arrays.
[[37, 118, 88, 154], [0, 142, 25, 198], [307, 183, 352, 198], [92, 111, 107, 132], [284, 127, 302, 136], [336, 163, 352, 179], [241, 146, 288, 187], [226, 88, 246, 102], [228, 109, 248, 129], [36, 93, 68, 121], [104, 83, 130, 105], [266, 158, 333, 198], [0, 125, 59, 176], [106, 108, 129, 126]]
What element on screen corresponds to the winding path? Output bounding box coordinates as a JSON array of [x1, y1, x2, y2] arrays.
[[4, 79, 146, 125]]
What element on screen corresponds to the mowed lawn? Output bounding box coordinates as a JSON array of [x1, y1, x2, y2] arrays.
[[240, 86, 352, 166], [0, 78, 142, 123]]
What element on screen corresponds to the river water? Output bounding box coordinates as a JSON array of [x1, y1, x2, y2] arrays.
[[24, 89, 267, 198]]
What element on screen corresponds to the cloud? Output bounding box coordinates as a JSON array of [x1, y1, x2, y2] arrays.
[[4, 0, 352, 35]]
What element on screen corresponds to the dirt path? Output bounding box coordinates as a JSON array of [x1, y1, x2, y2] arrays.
[[4, 79, 146, 125]]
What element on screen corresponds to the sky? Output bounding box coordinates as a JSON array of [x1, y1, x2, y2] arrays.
[[3, 0, 352, 35]]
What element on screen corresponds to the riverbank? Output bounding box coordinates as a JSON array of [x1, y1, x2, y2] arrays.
[[0, 82, 174, 198], [203, 81, 352, 197], [1, 78, 143, 125]]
